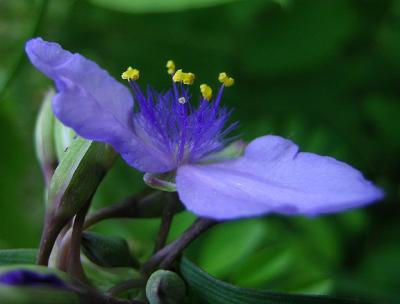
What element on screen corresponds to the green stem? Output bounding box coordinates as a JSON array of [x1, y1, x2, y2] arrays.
[[108, 279, 145, 297], [37, 211, 69, 266], [84, 191, 181, 229], [153, 199, 175, 253], [141, 218, 218, 276], [67, 203, 90, 284]]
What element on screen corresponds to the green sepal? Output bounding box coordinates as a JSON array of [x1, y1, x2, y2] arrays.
[[34, 89, 57, 182], [200, 140, 246, 163], [146, 270, 186, 304], [143, 172, 177, 192], [179, 258, 370, 304], [0, 249, 37, 266], [47, 136, 117, 219], [81, 231, 140, 269]]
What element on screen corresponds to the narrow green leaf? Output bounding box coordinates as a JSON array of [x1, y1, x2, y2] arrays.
[[0, 286, 79, 304], [180, 258, 370, 304], [0, 249, 38, 266], [81, 231, 139, 268]]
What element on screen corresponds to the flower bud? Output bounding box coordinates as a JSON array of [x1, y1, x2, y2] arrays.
[[54, 118, 76, 162], [47, 136, 117, 219], [146, 270, 186, 304], [34, 89, 58, 184]]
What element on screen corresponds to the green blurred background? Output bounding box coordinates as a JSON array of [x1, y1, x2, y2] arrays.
[[0, 0, 399, 302]]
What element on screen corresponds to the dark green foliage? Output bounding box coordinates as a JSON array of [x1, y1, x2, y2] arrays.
[[0, 0, 399, 302]]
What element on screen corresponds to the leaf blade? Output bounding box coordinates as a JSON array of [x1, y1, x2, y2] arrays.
[[0, 249, 38, 266], [179, 258, 370, 304]]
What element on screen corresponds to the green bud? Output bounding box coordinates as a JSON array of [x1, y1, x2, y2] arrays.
[[146, 270, 186, 304], [54, 118, 76, 162], [47, 136, 117, 219], [34, 89, 57, 184], [144, 172, 177, 192]]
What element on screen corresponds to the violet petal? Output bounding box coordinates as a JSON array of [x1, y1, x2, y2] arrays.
[[176, 135, 384, 219]]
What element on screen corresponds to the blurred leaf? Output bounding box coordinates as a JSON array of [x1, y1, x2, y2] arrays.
[[81, 231, 139, 268], [223, 219, 337, 293], [376, 1, 400, 68], [88, 0, 242, 13], [0, 249, 37, 266], [241, 0, 358, 76], [180, 258, 368, 304], [231, 247, 293, 288], [197, 219, 266, 277], [364, 95, 400, 147]]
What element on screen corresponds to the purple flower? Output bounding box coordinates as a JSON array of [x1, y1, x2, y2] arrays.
[[0, 269, 67, 288], [25, 37, 384, 220]]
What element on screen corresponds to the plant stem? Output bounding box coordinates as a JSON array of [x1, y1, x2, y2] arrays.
[[153, 199, 175, 253], [141, 218, 218, 275], [108, 279, 145, 297], [84, 191, 181, 229], [37, 211, 68, 266], [67, 203, 90, 284]]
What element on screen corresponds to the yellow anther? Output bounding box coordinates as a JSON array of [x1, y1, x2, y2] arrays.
[[173, 70, 195, 85], [122, 67, 140, 81], [173, 69, 183, 82], [166, 60, 176, 75], [200, 84, 212, 101], [218, 72, 234, 87], [182, 72, 195, 85]]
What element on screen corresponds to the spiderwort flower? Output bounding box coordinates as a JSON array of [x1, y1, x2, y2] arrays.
[[0, 270, 67, 288], [25, 38, 384, 220]]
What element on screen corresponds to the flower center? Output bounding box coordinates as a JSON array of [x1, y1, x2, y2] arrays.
[[121, 61, 237, 167]]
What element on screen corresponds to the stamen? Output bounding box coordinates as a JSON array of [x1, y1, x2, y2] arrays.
[[178, 97, 186, 104], [173, 69, 183, 82], [173, 70, 195, 85], [122, 67, 140, 81], [218, 72, 234, 87], [200, 84, 212, 101], [182, 72, 195, 85], [166, 60, 176, 75]]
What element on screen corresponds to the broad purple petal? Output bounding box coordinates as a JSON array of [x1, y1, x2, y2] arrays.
[[176, 135, 384, 219], [25, 37, 173, 173]]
